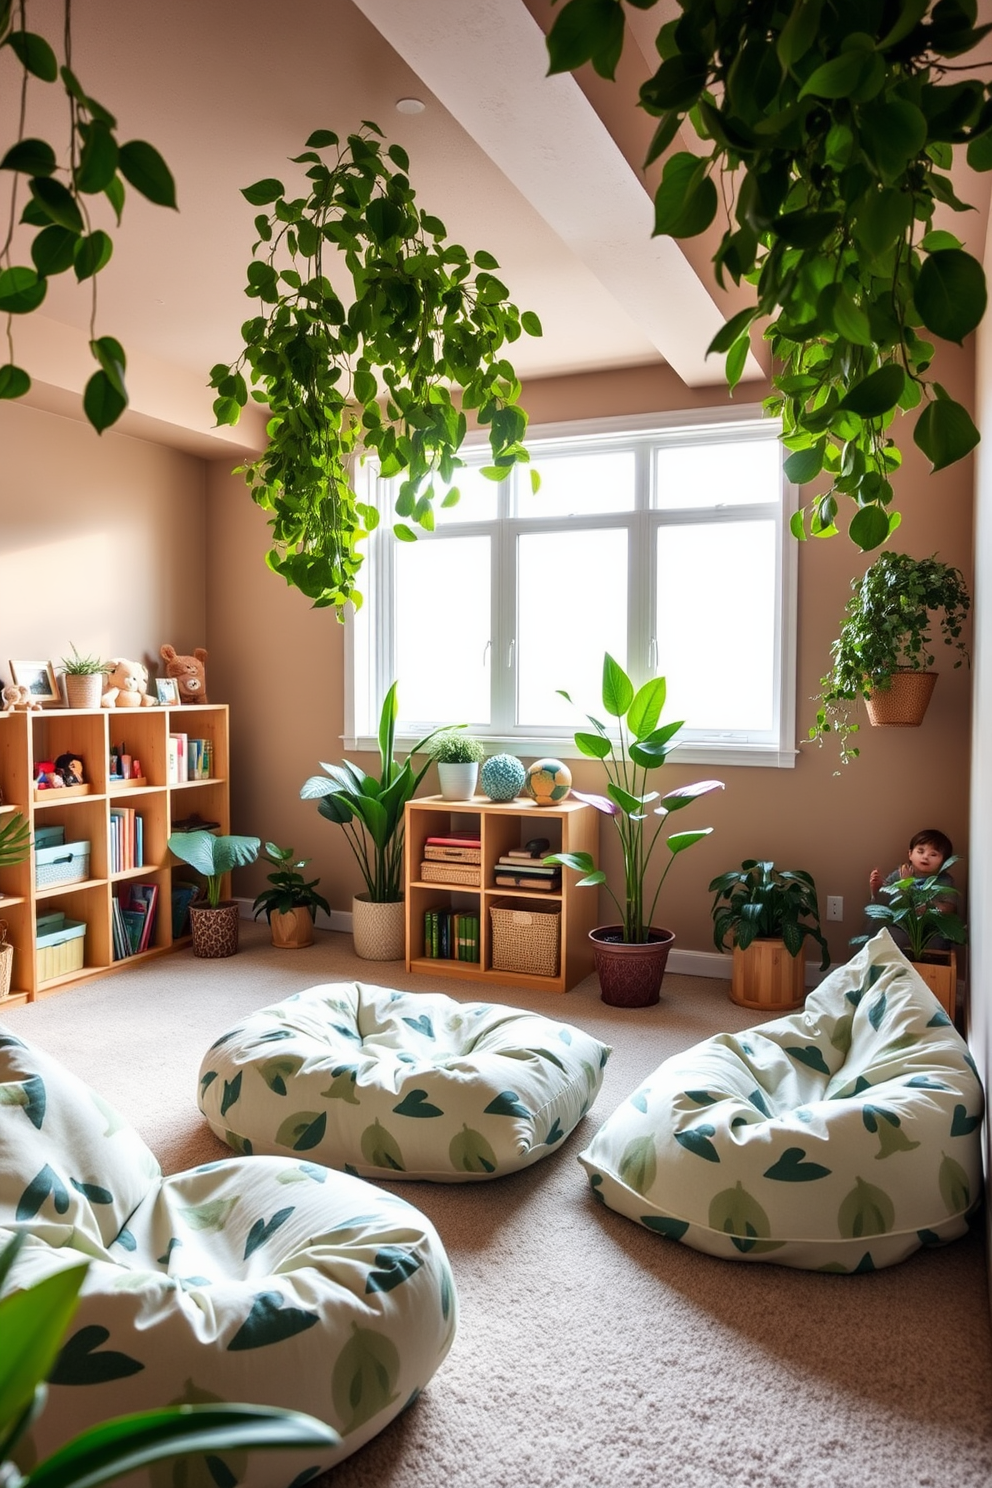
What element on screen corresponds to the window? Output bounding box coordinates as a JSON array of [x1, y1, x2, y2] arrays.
[[347, 407, 798, 767]]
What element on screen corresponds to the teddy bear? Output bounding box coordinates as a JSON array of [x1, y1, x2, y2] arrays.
[[160, 645, 208, 704], [2, 684, 42, 712], [101, 658, 155, 709]]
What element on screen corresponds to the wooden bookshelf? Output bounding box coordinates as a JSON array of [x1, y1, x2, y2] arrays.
[[0, 705, 229, 1004], [404, 795, 598, 993]]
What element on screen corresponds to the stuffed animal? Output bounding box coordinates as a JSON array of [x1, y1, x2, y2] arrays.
[[160, 645, 208, 704], [101, 658, 155, 709], [2, 684, 42, 713]]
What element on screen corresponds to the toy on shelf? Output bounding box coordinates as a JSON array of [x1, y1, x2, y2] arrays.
[[101, 658, 156, 709], [2, 685, 42, 713], [160, 645, 208, 704]]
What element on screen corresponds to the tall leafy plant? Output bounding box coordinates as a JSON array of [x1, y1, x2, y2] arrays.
[[212, 123, 541, 614], [547, 0, 991, 550], [0, 0, 176, 430]]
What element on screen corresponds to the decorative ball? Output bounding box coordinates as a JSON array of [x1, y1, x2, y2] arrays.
[[480, 752, 526, 802], [524, 758, 572, 807]]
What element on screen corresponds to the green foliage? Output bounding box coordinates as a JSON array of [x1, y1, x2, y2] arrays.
[[424, 730, 486, 764], [0, 810, 30, 868], [0, 1232, 338, 1488], [812, 550, 970, 763], [167, 830, 261, 909], [0, 0, 176, 432], [251, 842, 330, 922], [853, 857, 967, 959], [546, 0, 991, 550], [212, 124, 540, 614], [300, 681, 444, 902], [709, 859, 830, 969], [545, 654, 723, 942], [58, 646, 109, 676]]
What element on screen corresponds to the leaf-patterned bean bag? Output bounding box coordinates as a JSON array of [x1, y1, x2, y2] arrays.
[[579, 931, 984, 1271], [197, 982, 610, 1181], [0, 1027, 456, 1482]]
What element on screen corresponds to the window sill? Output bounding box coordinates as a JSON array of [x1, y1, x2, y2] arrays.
[[343, 736, 798, 770]]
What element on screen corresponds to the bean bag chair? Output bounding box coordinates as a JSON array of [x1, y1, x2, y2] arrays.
[[0, 1026, 456, 1484], [579, 931, 984, 1271], [198, 982, 610, 1181]]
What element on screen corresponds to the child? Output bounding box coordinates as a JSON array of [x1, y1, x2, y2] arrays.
[[868, 828, 956, 949]]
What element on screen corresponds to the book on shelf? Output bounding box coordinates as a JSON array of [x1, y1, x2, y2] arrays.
[[422, 907, 480, 962], [494, 856, 558, 872], [425, 834, 481, 849], [112, 881, 159, 959], [109, 807, 144, 874], [505, 846, 551, 859], [494, 872, 561, 891]]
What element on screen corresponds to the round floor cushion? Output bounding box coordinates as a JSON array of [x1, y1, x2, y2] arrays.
[[0, 1027, 456, 1484], [198, 982, 611, 1181], [578, 931, 984, 1271]]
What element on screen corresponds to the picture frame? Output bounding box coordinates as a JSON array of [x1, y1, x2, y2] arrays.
[[156, 677, 180, 705], [9, 660, 61, 705]]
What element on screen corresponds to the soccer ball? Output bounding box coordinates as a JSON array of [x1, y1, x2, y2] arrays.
[[524, 758, 572, 807]]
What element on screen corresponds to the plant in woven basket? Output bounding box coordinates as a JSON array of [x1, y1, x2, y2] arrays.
[[709, 860, 830, 970], [58, 645, 109, 675], [812, 551, 970, 765], [252, 843, 330, 922]]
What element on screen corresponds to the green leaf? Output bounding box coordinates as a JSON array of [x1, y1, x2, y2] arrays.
[[546, 0, 625, 80], [838, 1176, 894, 1237], [849, 504, 891, 550], [29, 176, 84, 232], [799, 49, 873, 99], [227, 1291, 320, 1352], [618, 1135, 657, 1195], [0, 264, 46, 314], [707, 306, 757, 356], [83, 369, 127, 433], [667, 828, 712, 854], [76, 121, 119, 194], [653, 152, 717, 238], [914, 395, 980, 471], [1, 137, 57, 175], [331, 1325, 400, 1433], [838, 364, 905, 417], [783, 444, 823, 484], [49, 1324, 144, 1384], [915, 249, 987, 343], [5, 28, 58, 80], [0, 363, 30, 399], [602, 653, 634, 717], [119, 140, 177, 208], [0, 1248, 87, 1427], [305, 129, 338, 148], [627, 676, 666, 739], [449, 1125, 498, 1174], [521, 309, 542, 336], [32, 223, 77, 276], [365, 196, 404, 242], [242, 177, 284, 206], [74, 229, 113, 281], [90, 335, 127, 397]]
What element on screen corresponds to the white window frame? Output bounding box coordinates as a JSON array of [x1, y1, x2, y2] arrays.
[[345, 405, 798, 768]]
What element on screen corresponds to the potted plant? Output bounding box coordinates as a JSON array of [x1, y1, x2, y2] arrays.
[[811, 553, 971, 766], [252, 842, 330, 949], [300, 682, 444, 961], [852, 859, 967, 1017], [424, 731, 486, 802], [709, 860, 831, 1012], [167, 829, 261, 958], [58, 646, 111, 709], [545, 654, 723, 1007]]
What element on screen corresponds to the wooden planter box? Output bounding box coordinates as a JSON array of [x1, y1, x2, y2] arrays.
[[730, 938, 805, 1012], [913, 950, 957, 1018]]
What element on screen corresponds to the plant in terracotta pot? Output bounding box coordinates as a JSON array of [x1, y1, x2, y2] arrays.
[[424, 730, 486, 802], [545, 654, 724, 1007], [58, 646, 111, 709], [167, 829, 260, 958], [709, 860, 831, 1012], [300, 682, 444, 961], [252, 842, 330, 949], [811, 552, 971, 766]]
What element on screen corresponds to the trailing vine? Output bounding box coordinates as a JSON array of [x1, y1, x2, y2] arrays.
[[0, 0, 176, 430], [547, 0, 992, 550], [212, 123, 540, 614]]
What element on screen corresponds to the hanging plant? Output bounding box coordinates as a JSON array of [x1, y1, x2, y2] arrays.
[[547, 0, 990, 550], [0, 0, 177, 430], [211, 122, 541, 614]]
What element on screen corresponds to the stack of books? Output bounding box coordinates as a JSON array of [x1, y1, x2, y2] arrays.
[[167, 734, 214, 784], [109, 807, 144, 873], [423, 908, 480, 962], [111, 882, 159, 960], [493, 847, 562, 892], [421, 833, 482, 887]]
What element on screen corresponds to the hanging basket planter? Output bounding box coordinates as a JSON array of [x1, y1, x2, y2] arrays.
[[865, 671, 938, 729]]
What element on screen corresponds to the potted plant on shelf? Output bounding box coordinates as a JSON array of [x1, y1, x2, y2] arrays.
[[545, 654, 724, 1008], [811, 552, 971, 767], [709, 860, 831, 1012], [58, 646, 111, 709], [424, 730, 486, 802], [852, 860, 967, 1017], [300, 682, 443, 961], [252, 842, 330, 949], [167, 829, 260, 958]]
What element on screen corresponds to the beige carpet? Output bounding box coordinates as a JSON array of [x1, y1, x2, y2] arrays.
[[4, 923, 992, 1488]]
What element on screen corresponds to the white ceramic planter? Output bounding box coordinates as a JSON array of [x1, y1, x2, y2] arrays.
[[352, 894, 405, 960], [437, 761, 479, 801]]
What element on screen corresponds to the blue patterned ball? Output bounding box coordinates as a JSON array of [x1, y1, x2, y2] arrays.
[[480, 753, 526, 802], [524, 758, 572, 807]]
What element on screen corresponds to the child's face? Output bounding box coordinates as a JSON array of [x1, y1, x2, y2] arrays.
[[909, 841, 945, 875]]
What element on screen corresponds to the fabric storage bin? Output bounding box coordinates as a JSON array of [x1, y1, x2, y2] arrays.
[[490, 899, 560, 978], [34, 824, 65, 850], [36, 913, 86, 982], [35, 840, 90, 889]]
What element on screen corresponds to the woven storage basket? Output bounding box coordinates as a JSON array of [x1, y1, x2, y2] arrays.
[[0, 941, 11, 1000], [35, 840, 90, 889], [865, 671, 937, 727], [490, 899, 560, 978], [420, 861, 481, 886], [424, 845, 481, 864]]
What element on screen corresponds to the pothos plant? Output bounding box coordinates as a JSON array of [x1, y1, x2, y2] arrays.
[[0, 0, 176, 431], [547, 0, 991, 551], [211, 122, 541, 614]]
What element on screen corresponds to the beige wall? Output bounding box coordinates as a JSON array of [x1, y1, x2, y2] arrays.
[[0, 402, 206, 679], [207, 357, 974, 967]]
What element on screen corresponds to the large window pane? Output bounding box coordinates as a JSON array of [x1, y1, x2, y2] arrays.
[[515, 450, 635, 518], [517, 529, 627, 725], [427, 462, 499, 525], [654, 436, 780, 510], [656, 521, 776, 731], [395, 536, 491, 724]]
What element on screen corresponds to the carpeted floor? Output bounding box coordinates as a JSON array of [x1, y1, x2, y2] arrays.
[[4, 923, 992, 1488]]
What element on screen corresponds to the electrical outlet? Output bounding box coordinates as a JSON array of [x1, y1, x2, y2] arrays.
[[826, 896, 843, 922]]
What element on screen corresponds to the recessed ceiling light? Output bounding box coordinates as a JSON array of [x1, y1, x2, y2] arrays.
[[395, 97, 425, 114]]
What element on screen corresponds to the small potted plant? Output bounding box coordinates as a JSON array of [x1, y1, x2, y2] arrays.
[[545, 654, 724, 1007], [167, 829, 260, 958], [811, 552, 971, 767], [58, 645, 111, 709], [252, 842, 330, 949], [852, 859, 966, 1016], [424, 730, 487, 801], [709, 860, 831, 1011]]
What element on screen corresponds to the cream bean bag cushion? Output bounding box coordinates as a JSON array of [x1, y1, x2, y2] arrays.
[[0, 1027, 456, 1484], [579, 932, 984, 1271], [198, 982, 610, 1181]]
